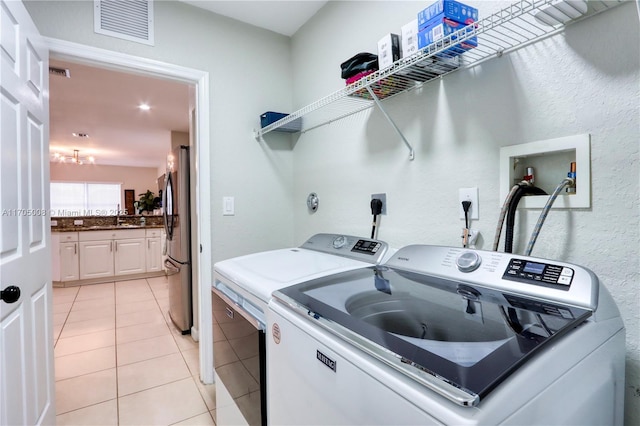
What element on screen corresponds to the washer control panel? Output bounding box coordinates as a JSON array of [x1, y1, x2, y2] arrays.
[[351, 239, 382, 255], [455, 251, 482, 272], [503, 258, 574, 288]]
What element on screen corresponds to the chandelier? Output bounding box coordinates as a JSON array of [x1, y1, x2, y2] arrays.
[[53, 149, 95, 165]]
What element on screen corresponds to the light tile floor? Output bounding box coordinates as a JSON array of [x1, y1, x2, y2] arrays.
[[53, 277, 216, 425]]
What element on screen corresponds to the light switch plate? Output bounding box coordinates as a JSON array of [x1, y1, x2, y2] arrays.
[[223, 196, 235, 216]]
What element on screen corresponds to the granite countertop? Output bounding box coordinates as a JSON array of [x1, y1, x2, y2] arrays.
[[52, 224, 164, 232], [51, 215, 164, 232]]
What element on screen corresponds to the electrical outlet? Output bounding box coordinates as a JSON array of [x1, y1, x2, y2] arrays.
[[459, 188, 479, 220], [371, 193, 387, 215]]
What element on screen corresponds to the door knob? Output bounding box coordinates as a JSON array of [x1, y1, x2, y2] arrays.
[[1, 286, 21, 304]]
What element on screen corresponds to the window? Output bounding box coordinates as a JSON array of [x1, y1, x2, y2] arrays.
[[50, 182, 122, 216]]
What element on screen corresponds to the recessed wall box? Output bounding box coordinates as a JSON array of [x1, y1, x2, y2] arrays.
[[500, 134, 591, 209]]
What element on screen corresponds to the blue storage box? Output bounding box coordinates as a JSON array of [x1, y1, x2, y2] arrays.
[[417, 17, 477, 55], [260, 111, 302, 133], [418, 0, 478, 30]]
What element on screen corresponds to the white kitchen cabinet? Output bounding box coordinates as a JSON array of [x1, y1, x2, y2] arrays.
[[115, 238, 146, 276], [54, 228, 163, 284], [79, 240, 114, 280], [52, 232, 79, 282], [59, 242, 80, 281], [145, 228, 164, 273], [146, 237, 162, 272]]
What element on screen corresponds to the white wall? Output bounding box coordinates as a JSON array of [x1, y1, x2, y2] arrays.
[[291, 1, 639, 423], [25, 0, 296, 263], [50, 162, 159, 210]]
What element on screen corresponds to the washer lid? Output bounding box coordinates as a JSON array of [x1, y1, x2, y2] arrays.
[[214, 248, 373, 303], [273, 266, 592, 406], [214, 234, 389, 303]]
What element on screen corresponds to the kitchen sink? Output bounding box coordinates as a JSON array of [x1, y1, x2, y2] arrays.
[[345, 291, 510, 342]]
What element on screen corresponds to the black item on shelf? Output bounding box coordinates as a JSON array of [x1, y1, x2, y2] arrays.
[[340, 52, 379, 79]]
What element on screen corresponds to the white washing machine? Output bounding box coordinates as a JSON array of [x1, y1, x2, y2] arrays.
[[211, 233, 390, 426], [267, 245, 626, 425]]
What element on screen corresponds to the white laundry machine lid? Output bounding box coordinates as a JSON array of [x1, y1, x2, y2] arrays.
[[214, 234, 390, 303]]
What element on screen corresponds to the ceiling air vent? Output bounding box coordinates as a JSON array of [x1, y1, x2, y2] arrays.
[[94, 0, 154, 46], [49, 66, 70, 78]]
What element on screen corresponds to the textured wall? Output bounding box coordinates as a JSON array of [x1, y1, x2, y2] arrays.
[[291, 1, 639, 423], [26, 0, 296, 263]]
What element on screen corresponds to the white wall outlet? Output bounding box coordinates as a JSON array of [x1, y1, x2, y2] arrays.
[[459, 188, 479, 220], [73, 219, 83, 225], [223, 196, 235, 216]]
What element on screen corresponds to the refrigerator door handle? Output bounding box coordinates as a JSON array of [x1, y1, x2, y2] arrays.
[[164, 259, 180, 274]]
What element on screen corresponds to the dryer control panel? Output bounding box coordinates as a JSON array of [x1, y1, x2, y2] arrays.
[[503, 258, 574, 288], [301, 233, 389, 264]]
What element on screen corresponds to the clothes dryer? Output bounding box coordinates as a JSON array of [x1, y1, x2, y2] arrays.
[[211, 233, 390, 426]]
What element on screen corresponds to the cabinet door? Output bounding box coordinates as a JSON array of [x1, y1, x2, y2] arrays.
[[146, 237, 162, 272], [115, 238, 146, 276], [79, 240, 114, 279], [60, 242, 79, 281]]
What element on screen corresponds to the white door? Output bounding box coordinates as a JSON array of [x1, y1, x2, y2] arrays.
[[0, 0, 54, 425]]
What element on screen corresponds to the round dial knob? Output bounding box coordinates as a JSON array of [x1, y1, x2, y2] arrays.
[[456, 251, 482, 273], [332, 235, 347, 249]]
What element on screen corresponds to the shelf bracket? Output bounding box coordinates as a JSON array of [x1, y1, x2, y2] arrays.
[[366, 86, 415, 160]]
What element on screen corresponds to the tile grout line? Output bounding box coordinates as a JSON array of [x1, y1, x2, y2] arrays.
[[112, 282, 121, 426], [147, 277, 213, 424], [53, 286, 80, 348]]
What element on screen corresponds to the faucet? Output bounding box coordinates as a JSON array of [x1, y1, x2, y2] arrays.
[[116, 204, 125, 226]]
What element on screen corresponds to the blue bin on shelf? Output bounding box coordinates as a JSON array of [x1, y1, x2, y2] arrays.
[[260, 111, 302, 133]]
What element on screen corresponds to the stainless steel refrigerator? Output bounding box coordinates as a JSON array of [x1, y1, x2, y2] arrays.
[[163, 145, 192, 334]]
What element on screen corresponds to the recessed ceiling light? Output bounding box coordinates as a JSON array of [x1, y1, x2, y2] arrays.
[[138, 103, 151, 111]]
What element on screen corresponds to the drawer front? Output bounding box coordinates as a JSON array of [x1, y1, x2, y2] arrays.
[[113, 229, 146, 239], [53, 232, 79, 242], [79, 229, 146, 241], [145, 228, 163, 238], [79, 230, 119, 241]]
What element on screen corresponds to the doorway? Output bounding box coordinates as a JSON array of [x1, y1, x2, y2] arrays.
[[46, 37, 214, 384]]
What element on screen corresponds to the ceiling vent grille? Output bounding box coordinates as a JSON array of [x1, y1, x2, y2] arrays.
[[49, 66, 71, 78], [94, 0, 154, 46]]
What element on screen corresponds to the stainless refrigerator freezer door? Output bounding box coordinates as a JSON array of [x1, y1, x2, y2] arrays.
[[165, 257, 192, 334], [164, 145, 191, 263]]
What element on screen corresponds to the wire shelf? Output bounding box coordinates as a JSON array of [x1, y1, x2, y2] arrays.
[[255, 0, 622, 140]]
